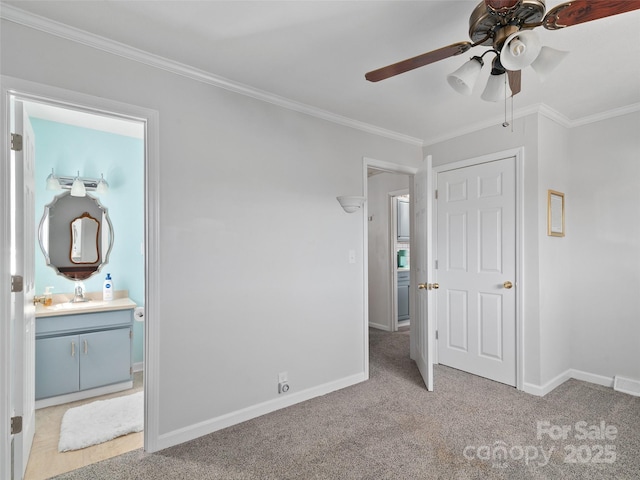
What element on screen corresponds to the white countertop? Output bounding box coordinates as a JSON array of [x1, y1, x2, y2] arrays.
[[35, 290, 136, 318]]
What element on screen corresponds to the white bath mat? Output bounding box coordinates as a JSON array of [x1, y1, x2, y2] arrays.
[[58, 391, 143, 452]]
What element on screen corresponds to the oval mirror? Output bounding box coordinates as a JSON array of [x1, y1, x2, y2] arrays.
[[39, 192, 114, 281]]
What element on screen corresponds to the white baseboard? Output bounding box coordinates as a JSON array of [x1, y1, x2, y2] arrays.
[[523, 369, 615, 397], [570, 369, 614, 388], [523, 370, 572, 397], [155, 372, 367, 451], [133, 361, 144, 373], [368, 322, 391, 331]]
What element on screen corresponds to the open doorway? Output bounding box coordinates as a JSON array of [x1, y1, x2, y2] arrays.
[[3, 80, 154, 479], [367, 171, 411, 333], [26, 100, 144, 479], [363, 156, 433, 391]]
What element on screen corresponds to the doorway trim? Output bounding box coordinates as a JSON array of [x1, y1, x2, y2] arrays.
[[431, 147, 525, 390], [363, 157, 418, 366], [1, 75, 161, 478]]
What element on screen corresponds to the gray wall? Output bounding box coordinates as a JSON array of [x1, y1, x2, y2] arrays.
[[1, 19, 423, 446]]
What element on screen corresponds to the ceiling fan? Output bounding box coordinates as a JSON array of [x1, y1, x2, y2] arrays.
[[365, 0, 640, 102]]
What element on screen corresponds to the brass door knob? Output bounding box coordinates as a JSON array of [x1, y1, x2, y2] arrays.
[[418, 283, 427, 290], [431, 283, 439, 290], [503, 281, 513, 289]]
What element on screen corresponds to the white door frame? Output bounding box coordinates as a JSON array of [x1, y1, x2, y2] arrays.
[[1, 76, 162, 479], [363, 157, 418, 367], [432, 147, 525, 390]]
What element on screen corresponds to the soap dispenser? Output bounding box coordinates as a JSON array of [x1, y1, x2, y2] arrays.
[[103, 273, 113, 301], [44, 286, 53, 306]]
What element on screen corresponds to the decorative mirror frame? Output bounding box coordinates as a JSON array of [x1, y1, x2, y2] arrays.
[[38, 192, 114, 280], [70, 212, 101, 264], [547, 189, 565, 237]]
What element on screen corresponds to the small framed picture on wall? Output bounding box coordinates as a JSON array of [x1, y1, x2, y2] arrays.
[[547, 190, 565, 237]]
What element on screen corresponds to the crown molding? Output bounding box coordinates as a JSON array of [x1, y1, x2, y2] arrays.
[[3, 4, 637, 149], [422, 100, 640, 147], [0, 4, 424, 147], [569, 102, 640, 127]]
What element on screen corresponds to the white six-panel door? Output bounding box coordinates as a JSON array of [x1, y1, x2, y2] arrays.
[[435, 157, 516, 386]]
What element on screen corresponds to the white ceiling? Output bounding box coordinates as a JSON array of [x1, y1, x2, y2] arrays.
[[3, 1, 640, 144]]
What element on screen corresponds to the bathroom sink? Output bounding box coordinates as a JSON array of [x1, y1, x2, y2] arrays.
[[49, 301, 105, 310]]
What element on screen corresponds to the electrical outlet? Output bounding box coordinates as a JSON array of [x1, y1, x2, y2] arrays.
[[278, 371, 289, 394], [278, 381, 289, 394]]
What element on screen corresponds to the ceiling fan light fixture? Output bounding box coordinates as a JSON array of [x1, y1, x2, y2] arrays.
[[530, 46, 569, 82], [500, 30, 542, 71], [481, 72, 512, 103], [446, 56, 484, 96]]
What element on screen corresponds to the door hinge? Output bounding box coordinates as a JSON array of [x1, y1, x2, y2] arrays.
[[435, 330, 439, 340], [434, 260, 438, 269], [434, 189, 438, 200], [11, 275, 24, 293], [130, 367, 133, 376], [129, 329, 133, 339], [11, 416, 23, 435], [11, 133, 23, 152]]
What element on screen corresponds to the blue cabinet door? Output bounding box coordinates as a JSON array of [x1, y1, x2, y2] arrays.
[[36, 336, 79, 399], [397, 271, 410, 322], [80, 328, 132, 390]]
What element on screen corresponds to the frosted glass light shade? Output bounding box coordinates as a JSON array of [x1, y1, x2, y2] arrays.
[[447, 57, 483, 95], [70, 173, 86, 197], [500, 30, 542, 71], [481, 73, 512, 102], [531, 46, 569, 82], [337, 195, 366, 213], [46, 168, 61, 190], [96, 173, 109, 194]]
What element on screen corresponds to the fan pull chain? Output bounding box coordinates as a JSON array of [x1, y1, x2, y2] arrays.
[[502, 73, 514, 132], [502, 73, 509, 128]]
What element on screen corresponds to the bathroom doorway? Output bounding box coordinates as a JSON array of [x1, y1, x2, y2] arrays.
[[2, 78, 157, 479]]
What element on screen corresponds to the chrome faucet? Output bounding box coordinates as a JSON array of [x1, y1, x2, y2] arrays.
[[72, 282, 88, 303]]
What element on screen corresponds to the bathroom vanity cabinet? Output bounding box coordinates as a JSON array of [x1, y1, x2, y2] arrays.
[[35, 300, 135, 406], [397, 270, 410, 322]]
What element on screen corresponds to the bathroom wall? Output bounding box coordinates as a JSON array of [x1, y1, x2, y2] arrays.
[[31, 118, 145, 364]]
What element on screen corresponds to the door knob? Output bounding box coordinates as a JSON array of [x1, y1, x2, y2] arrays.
[[431, 283, 439, 290], [419, 283, 439, 290], [418, 283, 427, 290], [503, 281, 513, 289]]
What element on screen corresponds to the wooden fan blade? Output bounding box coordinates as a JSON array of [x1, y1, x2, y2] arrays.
[[485, 0, 521, 14], [507, 70, 521, 96], [365, 42, 472, 82], [543, 0, 640, 30]]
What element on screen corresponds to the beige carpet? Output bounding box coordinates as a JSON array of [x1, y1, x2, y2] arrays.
[[53, 328, 640, 479]]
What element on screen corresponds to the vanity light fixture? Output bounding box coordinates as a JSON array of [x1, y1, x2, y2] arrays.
[[45, 168, 61, 190], [337, 195, 366, 214], [70, 171, 86, 197], [96, 173, 109, 194], [45, 169, 109, 196]]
